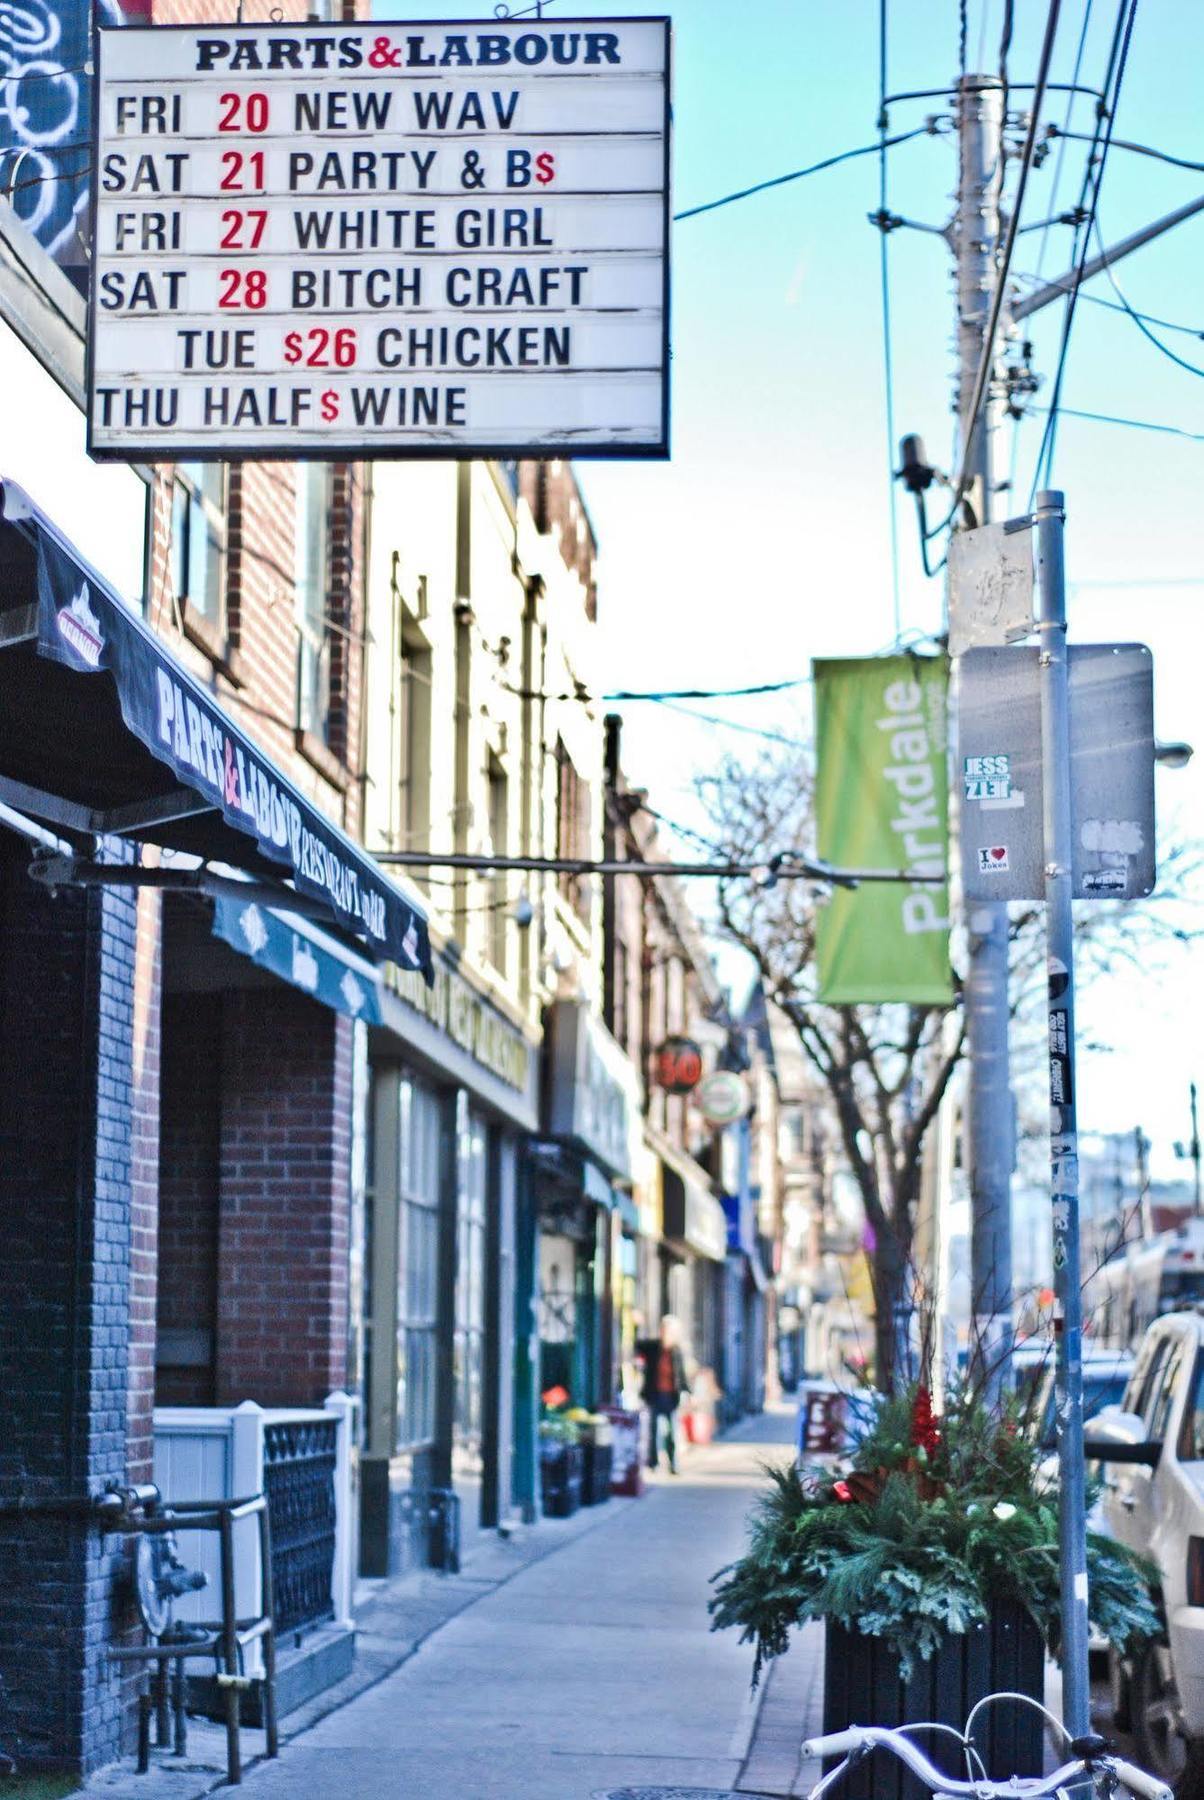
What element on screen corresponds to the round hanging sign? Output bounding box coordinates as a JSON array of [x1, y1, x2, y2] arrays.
[[654, 1035, 704, 1095], [697, 1069, 747, 1125]]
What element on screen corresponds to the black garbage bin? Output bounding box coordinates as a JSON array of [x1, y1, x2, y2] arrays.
[[539, 1441, 583, 1517]]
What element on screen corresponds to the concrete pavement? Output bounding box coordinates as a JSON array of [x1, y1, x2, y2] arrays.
[[85, 1405, 814, 1800], [240, 1406, 803, 1800]]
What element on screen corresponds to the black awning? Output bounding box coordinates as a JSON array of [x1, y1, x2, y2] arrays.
[[0, 479, 431, 980]]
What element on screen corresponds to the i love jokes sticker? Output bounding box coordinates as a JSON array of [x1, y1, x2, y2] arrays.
[[977, 845, 1010, 873]]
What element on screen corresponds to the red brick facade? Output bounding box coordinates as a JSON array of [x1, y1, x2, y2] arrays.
[[215, 988, 352, 1406]]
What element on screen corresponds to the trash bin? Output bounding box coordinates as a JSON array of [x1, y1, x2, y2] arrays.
[[539, 1440, 583, 1517], [580, 1440, 614, 1506]]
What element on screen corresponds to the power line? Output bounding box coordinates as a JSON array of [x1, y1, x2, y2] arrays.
[[1038, 402, 1204, 443], [655, 698, 802, 749], [673, 126, 932, 223], [1031, 0, 1096, 284], [1018, 276, 1204, 340], [1029, 0, 1141, 501], [1047, 124, 1204, 176], [500, 673, 809, 705], [1090, 216, 1204, 376]]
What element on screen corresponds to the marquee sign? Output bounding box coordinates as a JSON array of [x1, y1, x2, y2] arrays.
[[87, 16, 671, 459]]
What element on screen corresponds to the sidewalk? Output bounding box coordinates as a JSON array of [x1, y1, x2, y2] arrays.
[[83, 1405, 807, 1800]]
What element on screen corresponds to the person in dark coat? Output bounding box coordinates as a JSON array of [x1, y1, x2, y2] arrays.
[[638, 1314, 689, 1474]]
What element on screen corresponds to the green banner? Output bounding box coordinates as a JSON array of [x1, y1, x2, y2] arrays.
[[814, 655, 953, 1005]]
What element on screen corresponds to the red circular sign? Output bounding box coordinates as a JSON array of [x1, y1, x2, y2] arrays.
[[654, 1036, 703, 1095]]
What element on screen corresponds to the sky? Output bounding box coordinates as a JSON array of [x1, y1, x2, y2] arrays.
[[378, 0, 1203, 1180]]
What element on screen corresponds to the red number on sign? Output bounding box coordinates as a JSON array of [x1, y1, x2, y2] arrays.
[[218, 268, 268, 309], [218, 91, 270, 132], [282, 328, 358, 368], [219, 150, 266, 191], [219, 209, 267, 250]]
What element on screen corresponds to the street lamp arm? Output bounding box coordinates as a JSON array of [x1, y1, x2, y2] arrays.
[[1013, 193, 1204, 319]]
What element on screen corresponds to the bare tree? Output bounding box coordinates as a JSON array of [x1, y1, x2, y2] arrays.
[[697, 744, 961, 1391], [697, 740, 1199, 1394]]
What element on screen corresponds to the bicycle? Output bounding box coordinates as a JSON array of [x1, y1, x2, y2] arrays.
[[802, 1692, 1173, 1800]]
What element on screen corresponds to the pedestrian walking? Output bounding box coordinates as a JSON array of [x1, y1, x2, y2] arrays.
[[638, 1315, 690, 1474]]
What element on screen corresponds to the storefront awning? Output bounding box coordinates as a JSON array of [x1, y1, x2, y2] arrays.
[[212, 893, 383, 1023], [0, 480, 431, 978]]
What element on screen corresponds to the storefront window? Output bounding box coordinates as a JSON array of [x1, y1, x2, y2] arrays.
[[396, 1076, 441, 1451], [454, 1096, 488, 1445]]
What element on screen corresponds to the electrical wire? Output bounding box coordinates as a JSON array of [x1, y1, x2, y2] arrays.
[[654, 698, 802, 749], [1029, 0, 1141, 500], [1030, 0, 1096, 284], [1060, 287, 1204, 340], [1047, 125, 1204, 176], [673, 127, 931, 223], [1089, 215, 1204, 376], [500, 674, 810, 704], [1034, 403, 1204, 442], [999, 0, 1015, 133], [877, 0, 903, 645]]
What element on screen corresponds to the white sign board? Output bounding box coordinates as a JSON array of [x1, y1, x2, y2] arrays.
[[88, 17, 670, 459]]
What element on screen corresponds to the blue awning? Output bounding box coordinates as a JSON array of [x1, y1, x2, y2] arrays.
[[212, 894, 383, 1022], [0, 479, 431, 979]]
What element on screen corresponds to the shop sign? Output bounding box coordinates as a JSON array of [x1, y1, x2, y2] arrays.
[[30, 514, 429, 974], [385, 956, 530, 1091], [88, 17, 670, 459], [546, 1000, 639, 1182], [662, 1165, 726, 1262], [697, 1069, 746, 1126], [653, 1034, 702, 1095]]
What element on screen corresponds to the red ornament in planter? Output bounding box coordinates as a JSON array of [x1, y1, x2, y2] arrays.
[[910, 1385, 941, 1457]]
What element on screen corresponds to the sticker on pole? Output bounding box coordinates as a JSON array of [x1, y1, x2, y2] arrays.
[[963, 754, 1011, 801], [87, 17, 671, 459], [977, 845, 1010, 874]]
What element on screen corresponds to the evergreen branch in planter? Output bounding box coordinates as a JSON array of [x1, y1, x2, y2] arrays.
[[710, 1383, 1159, 1684]]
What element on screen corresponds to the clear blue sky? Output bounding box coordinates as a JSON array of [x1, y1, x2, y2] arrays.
[[398, 1, 1204, 1171]]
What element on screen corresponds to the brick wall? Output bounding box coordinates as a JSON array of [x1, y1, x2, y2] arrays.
[[127, 886, 162, 1483], [156, 992, 223, 1406], [518, 460, 597, 620], [215, 987, 352, 1406], [0, 840, 140, 1772]]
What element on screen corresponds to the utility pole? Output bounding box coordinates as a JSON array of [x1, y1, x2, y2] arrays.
[[1192, 1082, 1202, 1217], [1034, 488, 1090, 1738], [952, 74, 1014, 1393]]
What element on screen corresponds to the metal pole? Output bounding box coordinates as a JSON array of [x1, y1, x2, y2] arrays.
[[1192, 1081, 1202, 1217], [1034, 487, 1090, 1736], [953, 75, 1014, 1398]]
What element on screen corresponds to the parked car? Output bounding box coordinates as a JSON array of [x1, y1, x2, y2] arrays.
[[1091, 1311, 1204, 1784], [1027, 1348, 1135, 1451]]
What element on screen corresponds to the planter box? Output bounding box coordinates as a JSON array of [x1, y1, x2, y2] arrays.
[[822, 1605, 1044, 1800], [539, 1442, 584, 1518], [580, 1442, 614, 1506]]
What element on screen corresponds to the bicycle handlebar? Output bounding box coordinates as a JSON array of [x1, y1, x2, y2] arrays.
[[1110, 1758, 1174, 1800], [800, 1725, 1173, 1800]]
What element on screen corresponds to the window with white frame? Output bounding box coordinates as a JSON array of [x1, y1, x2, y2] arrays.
[[171, 462, 226, 630], [454, 1095, 487, 1446], [396, 1076, 441, 1452], [295, 462, 332, 743]]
